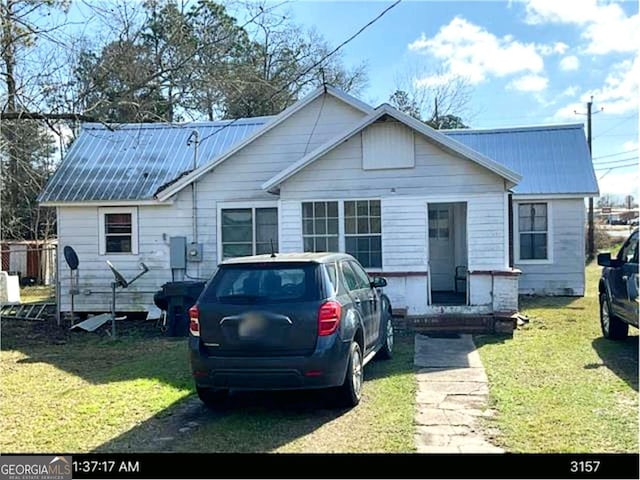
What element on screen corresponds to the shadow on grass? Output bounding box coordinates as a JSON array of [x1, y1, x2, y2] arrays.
[[3, 318, 415, 453], [591, 335, 639, 392], [96, 334, 416, 453], [519, 295, 586, 311]]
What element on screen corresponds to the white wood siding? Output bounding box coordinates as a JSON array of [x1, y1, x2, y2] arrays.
[[515, 198, 586, 295], [279, 125, 505, 199], [57, 198, 192, 312], [56, 93, 367, 312], [363, 122, 414, 170], [279, 200, 303, 253]]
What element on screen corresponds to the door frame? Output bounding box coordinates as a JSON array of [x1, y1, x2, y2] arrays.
[[425, 201, 469, 306]]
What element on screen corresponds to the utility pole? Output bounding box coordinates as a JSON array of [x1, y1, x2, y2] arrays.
[[587, 98, 594, 261], [575, 97, 601, 261]]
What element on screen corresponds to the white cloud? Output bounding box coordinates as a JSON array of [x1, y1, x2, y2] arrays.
[[408, 17, 545, 84], [622, 140, 639, 152], [414, 72, 457, 88], [537, 41, 569, 56], [524, 0, 640, 55], [598, 169, 639, 197], [561, 85, 579, 97], [553, 54, 639, 119], [508, 74, 549, 92], [588, 55, 639, 114], [559, 55, 580, 71]]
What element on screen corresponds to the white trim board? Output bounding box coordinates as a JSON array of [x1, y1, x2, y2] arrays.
[[155, 86, 373, 202], [262, 103, 522, 193], [513, 200, 554, 265], [98, 206, 139, 255]]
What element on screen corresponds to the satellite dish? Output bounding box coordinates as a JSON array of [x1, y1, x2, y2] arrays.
[[106, 260, 128, 288], [63, 246, 79, 270]]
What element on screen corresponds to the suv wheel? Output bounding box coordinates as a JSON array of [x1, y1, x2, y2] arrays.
[[600, 292, 629, 340], [375, 313, 393, 360], [337, 341, 363, 407], [197, 386, 229, 409]]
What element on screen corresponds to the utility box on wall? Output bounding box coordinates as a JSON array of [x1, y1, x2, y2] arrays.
[[169, 236, 187, 269], [187, 242, 203, 262]]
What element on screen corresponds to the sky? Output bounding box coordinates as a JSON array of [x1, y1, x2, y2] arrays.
[[281, 0, 639, 199], [54, 0, 639, 199]]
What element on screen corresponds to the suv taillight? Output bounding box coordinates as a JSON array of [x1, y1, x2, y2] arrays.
[[318, 301, 341, 336], [188, 305, 200, 337]]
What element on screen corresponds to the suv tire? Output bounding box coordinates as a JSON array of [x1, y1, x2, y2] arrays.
[[337, 341, 363, 407], [600, 292, 629, 340], [375, 312, 393, 360]]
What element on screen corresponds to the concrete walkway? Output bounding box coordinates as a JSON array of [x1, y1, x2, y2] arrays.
[[414, 334, 504, 453]]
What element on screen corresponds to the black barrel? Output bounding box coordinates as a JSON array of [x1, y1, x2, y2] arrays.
[[155, 281, 205, 337]]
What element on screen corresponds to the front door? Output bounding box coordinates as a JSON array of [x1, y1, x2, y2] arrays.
[[428, 204, 454, 291]]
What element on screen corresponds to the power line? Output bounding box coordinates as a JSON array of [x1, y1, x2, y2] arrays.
[[593, 155, 639, 166], [593, 112, 638, 139], [594, 160, 638, 171], [197, 0, 403, 146], [592, 148, 637, 160]]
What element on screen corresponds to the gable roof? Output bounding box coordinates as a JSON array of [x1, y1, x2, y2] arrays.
[[444, 123, 599, 195], [262, 103, 523, 192], [153, 85, 374, 201], [38, 117, 270, 203]]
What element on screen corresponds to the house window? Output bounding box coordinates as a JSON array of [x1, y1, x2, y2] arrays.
[[344, 200, 382, 268], [221, 207, 278, 259], [98, 207, 138, 255], [429, 207, 450, 239], [518, 203, 548, 260], [302, 201, 339, 252]]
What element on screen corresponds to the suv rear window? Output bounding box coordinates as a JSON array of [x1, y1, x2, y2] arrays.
[[204, 263, 320, 304]]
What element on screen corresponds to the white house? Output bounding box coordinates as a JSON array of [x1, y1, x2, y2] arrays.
[[38, 86, 598, 318]]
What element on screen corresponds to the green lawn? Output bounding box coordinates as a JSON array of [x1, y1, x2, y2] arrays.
[[476, 262, 638, 452], [0, 320, 415, 453]]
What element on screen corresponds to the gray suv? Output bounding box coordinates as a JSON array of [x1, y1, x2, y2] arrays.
[[188, 252, 393, 408]]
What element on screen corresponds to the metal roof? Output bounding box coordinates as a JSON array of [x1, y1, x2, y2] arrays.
[[38, 117, 271, 202], [40, 114, 598, 203], [443, 123, 599, 195]]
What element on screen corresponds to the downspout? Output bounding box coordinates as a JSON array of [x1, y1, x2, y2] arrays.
[[187, 130, 199, 244]]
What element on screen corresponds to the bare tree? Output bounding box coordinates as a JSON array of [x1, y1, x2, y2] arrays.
[[392, 63, 473, 128]]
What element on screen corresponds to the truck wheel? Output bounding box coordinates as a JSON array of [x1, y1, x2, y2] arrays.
[[375, 312, 393, 360], [337, 341, 363, 408], [197, 386, 229, 409], [600, 293, 629, 340]]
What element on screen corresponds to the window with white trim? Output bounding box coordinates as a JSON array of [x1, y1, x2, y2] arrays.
[[518, 203, 548, 260], [302, 201, 339, 252], [98, 207, 138, 255], [221, 207, 278, 259], [344, 200, 382, 268]]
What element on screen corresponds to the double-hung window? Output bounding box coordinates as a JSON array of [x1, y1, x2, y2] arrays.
[[302, 201, 339, 252], [517, 202, 549, 261], [221, 207, 278, 259], [344, 200, 382, 268], [99, 207, 138, 254]]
